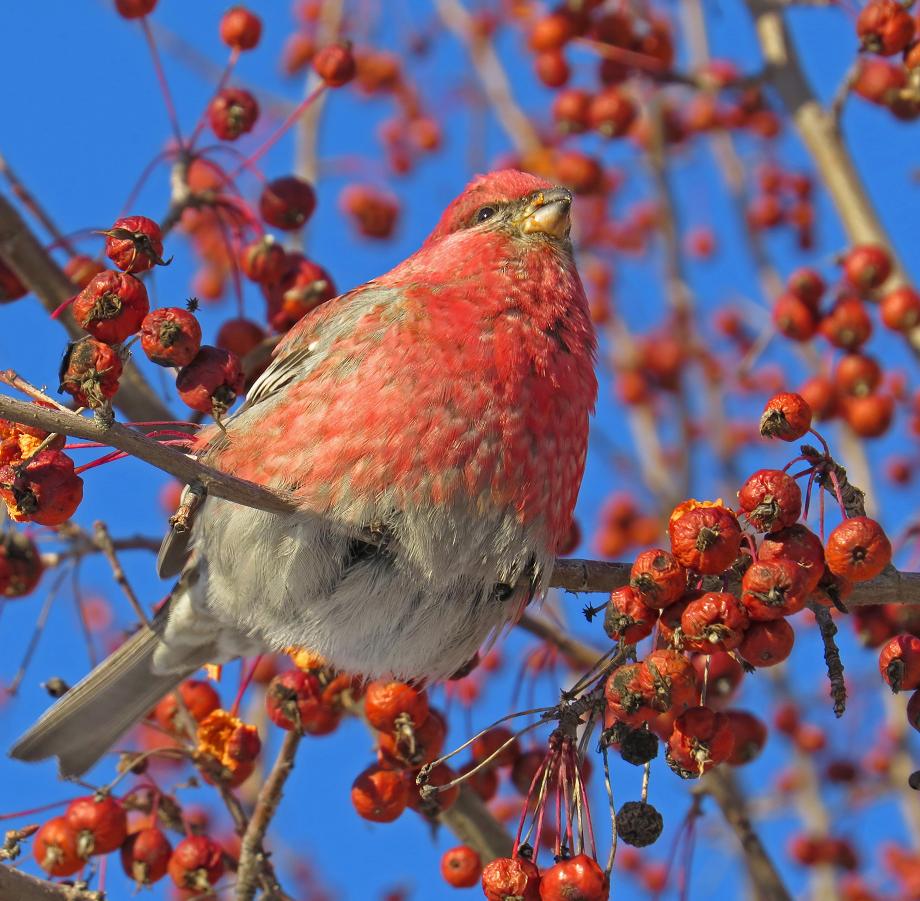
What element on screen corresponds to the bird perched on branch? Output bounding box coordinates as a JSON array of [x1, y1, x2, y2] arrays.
[[12, 169, 597, 776]]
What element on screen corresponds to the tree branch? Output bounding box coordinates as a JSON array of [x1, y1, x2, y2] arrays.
[[0, 865, 101, 901]]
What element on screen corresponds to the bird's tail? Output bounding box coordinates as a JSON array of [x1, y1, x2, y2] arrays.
[[10, 602, 204, 777]]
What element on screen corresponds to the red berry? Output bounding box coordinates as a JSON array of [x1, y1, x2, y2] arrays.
[[668, 705, 735, 773], [853, 57, 906, 104], [857, 0, 915, 55], [114, 0, 156, 19], [724, 710, 768, 765], [216, 317, 266, 359], [825, 516, 891, 582], [167, 834, 225, 891], [772, 293, 819, 342], [239, 235, 287, 285], [0, 259, 27, 302], [879, 634, 920, 693], [340, 185, 400, 240], [66, 794, 127, 857], [59, 337, 123, 408], [121, 827, 172, 885], [738, 469, 802, 532], [739, 619, 795, 667], [604, 585, 659, 644], [33, 816, 82, 877], [759, 524, 826, 594], [73, 271, 149, 344], [552, 88, 591, 133], [741, 558, 808, 620], [842, 391, 894, 439], [0, 530, 44, 597], [154, 679, 220, 732], [441, 845, 482, 888], [351, 763, 408, 822], [760, 392, 812, 441], [821, 297, 873, 350], [266, 669, 341, 735], [481, 855, 541, 901], [103, 215, 166, 274], [539, 853, 609, 900], [208, 87, 259, 141], [0, 450, 83, 527], [681, 591, 750, 652], [377, 707, 445, 767], [268, 253, 336, 331], [881, 286, 920, 331], [787, 267, 825, 308], [313, 42, 356, 86], [668, 502, 742, 574], [364, 680, 429, 731], [842, 244, 893, 291], [588, 87, 637, 138], [629, 548, 687, 608], [259, 176, 317, 230], [175, 346, 244, 417], [219, 6, 261, 51], [140, 307, 202, 367], [64, 254, 106, 289]]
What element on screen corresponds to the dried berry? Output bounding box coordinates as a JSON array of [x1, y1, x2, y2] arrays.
[[140, 307, 202, 367], [175, 346, 244, 417], [73, 271, 149, 344], [616, 800, 663, 848]]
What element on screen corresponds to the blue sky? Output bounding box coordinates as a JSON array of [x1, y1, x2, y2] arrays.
[[1, 1, 918, 899]]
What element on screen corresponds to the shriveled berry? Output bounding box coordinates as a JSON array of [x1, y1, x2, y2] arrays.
[[738, 469, 802, 532], [668, 705, 735, 773], [741, 558, 807, 620], [266, 669, 341, 735], [0, 450, 83, 526], [617, 725, 659, 766], [825, 516, 891, 582], [668, 501, 742, 574], [616, 800, 663, 848], [681, 591, 750, 652], [208, 87, 259, 141], [103, 215, 166, 274], [73, 271, 149, 344], [629, 548, 686, 607], [481, 855, 541, 901], [59, 338, 123, 408], [760, 392, 812, 441], [760, 524, 826, 594], [604, 585, 658, 643], [140, 307, 201, 367], [175, 346, 244, 417], [857, 0, 915, 56]]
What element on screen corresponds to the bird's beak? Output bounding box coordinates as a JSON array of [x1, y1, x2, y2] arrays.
[[519, 188, 572, 239]]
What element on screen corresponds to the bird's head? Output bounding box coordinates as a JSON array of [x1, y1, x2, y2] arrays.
[[423, 169, 573, 250]]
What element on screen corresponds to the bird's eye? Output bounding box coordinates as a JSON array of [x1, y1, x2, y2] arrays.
[[475, 206, 497, 223]]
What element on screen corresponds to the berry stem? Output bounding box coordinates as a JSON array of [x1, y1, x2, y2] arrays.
[[140, 17, 185, 150], [187, 48, 240, 151]]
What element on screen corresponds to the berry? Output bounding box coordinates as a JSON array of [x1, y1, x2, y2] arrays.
[[73, 271, 149, 344], [65, 794, 127, 857], [351, 763, 409, 822], [33, 816, 82, 877], [364, 680, 429, 731], [114, 0, 156, 19], [216, 317, 266, 359], [604, 585, 658, 643], [539, 854, 609, 900], [842, 244, 893, 291], [340, 185, 400, 240], [724, 710, 768, 765], [269, 253, 336, 331], [879, 634, 920, 693], [140, 307, 202, 367], [208, 87, 259, 140], [739, 619, 795, 667], [668, 705, 735, 773], [175, 346, 244, 417], [103, 215, 166, 274], [266, 669, 341, 735], [824, 516, 892, 582], [588, 87, 637, 138], [239, 236, 287, 285], [167, 834, 225, 891], [0, 530, 44, 597], [471, 726, 520, 769], [759, 524, 826, 594], [615, 800, 663, 848], [857, 0, 915, 55], [0, 450, 83, 527], [219, 6, 261, 51], [738, 469, 802, 532], [741, 559, 808, 620], [760, 392, 812, 441], [481, 855, 541, 901], [773, 293, 818, 342], [821, 298, 873, 351], [377, 707, 446, 768], [681, 591, 750, 652], [552, 88, 591, 133], [441, 845, 482, 888], [668, 501, 742, 574], [121, 827, 172, 885], [787, 267, 825, 308], [259, 176, 317, 230], [64, 254, 106, 289], [154, 679, 220, 732], [629, 548, 687, 607], [0, 260, 27, 302], [59, 337, 123, 408], [313, 42, 356, 86], [881, 286, 920, 331], [617, 725, 659, 766]]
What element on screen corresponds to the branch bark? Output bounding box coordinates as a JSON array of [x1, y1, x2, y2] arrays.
[[0, 866, 101, 901]]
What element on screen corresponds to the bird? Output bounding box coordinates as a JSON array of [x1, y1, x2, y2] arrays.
[[11, 169, 598, 777]]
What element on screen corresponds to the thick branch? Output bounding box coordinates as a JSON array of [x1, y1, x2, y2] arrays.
[[0, 866, 100, 901], [0, 192, 173, 422]]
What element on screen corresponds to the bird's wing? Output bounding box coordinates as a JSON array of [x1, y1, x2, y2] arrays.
[[157, 282, 393, 578]]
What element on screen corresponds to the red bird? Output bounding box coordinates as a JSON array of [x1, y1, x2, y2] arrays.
[[13, 169, 597, 775]]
